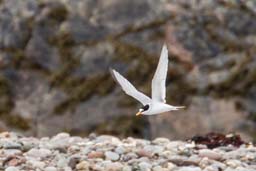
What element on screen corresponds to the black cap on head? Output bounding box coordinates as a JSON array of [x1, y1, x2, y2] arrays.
[[142, 104, 149, 111]]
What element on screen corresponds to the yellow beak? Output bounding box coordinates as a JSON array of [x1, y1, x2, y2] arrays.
[[136, 111, 142, 116]]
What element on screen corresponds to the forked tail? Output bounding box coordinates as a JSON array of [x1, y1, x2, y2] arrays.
[[173, 106, 186, 110]]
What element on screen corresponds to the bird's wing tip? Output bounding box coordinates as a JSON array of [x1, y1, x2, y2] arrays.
[[163, 43, 168, 50]]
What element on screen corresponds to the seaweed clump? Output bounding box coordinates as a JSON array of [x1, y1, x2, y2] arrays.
[[190, 132, 245, 149]]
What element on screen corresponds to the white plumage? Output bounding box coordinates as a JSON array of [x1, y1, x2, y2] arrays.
[[110, 44, 185, 116]]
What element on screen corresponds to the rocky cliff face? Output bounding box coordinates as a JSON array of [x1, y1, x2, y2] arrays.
[[0, 0, 256, 140]]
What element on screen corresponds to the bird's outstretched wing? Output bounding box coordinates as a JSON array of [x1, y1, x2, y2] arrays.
[[151, 44, 168, 103], [110, 69, 151, 105]]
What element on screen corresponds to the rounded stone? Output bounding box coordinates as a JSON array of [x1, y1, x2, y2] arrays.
[[138, 162, 152, 171], [5, 166, 19, 171], [105, 151, 120, 161], [87, 151, 104, 158], [122, 165, 132, 171], [45, 167, 57, 171], [76, 161, 90, 170], [199, 149, 222, 161]]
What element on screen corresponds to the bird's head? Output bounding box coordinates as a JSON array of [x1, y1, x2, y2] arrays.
[[136, 104, 149, 116]]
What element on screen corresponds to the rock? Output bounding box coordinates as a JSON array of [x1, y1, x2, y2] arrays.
[[5, 166, 19, 171], [177, 166, 202, 171], [226, 159, 242, 168], [143, 145, 164, 155], [2, 149, 22, 156], [63, 167, 72, 171], [105, 151, 120, 161], [199, 149, 222, 161], [138, 162, 152, 171], [152, 166, 169, 171], [29, 160, 45, 169], [115, 146, 126, 154], [5, 157, 25, 167], [25, 34, 61, 71], [105, 162, 123, 171], [2, 142, 22, 150], [122, 165, 132, 171], [122, 152, 138, 162], [203, 166, 220, 171], [26, 148, 51, 158], [0, 14, 30, 49], [68, 157, 80, 169], [136, 149, 153, 158], [45, 167, 57, 171], [153, 137, 170, 145], [76, 161, 90, 170], [87, 151, 104, 159]]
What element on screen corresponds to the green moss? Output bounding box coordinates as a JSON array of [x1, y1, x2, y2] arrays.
[[48, 32, 75, 48], [0, 76, 13, 115], [38, 1, 68, 23], [48, 4, 68, 22], [111, 17, 170, 39], [4, 114, 30, 130], [53, 73, 115, 114]]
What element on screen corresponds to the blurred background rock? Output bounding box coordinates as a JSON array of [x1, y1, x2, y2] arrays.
[[0, 0, 255, 141]]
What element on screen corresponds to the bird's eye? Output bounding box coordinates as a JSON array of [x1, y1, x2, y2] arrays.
[[142, 104, 149, 111]]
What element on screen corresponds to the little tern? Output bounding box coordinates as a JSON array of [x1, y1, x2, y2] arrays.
[[110, 44, 185, 116]]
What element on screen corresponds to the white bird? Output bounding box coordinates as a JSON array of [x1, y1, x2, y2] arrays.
[[110, 44, 185, 116]]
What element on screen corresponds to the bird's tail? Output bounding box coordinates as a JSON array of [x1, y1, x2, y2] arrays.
[[173, 106, 186, 110]]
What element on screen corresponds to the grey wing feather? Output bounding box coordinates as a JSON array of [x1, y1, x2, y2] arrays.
[[151, 44, 168, 103], [110, 69, 151, 105]]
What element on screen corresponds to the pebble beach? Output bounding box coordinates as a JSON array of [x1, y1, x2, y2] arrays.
[[0, 132, 255, 171]]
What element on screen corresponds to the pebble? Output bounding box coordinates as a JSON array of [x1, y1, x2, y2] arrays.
[[138, 162, 152, 171], [3, 149, 22, 156], [199, 149, 222, 160], [122, 165, 132, 171], [29, 160, 46, 169], [3, 142, 22, 150], [0, 132, 255, 171], [203, 166, 219, 171], [178, 166, 202, 171], [136, 149, 153, 158], [153, 137, 170, 145], [87, 151, 104, 158], [5, 166, 19, 171], [105, 162, 123, 171], [226, 159, 242, 168], [45, 166, 57, 171], [105, 151, 120, 161], [26, 148, 51, 158], [76, 161, 90, 170], [115, 146, 126, 154], [152, 166, 168, 171]]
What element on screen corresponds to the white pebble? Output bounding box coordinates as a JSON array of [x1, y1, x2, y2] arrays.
[[45, 166, 57, 171], [178, 166, 202, 171], [105, 162, 123, 171], [122, 165, 132, 171], [105, 151, 120, 161], [76, 161, 89, 170], [199, 149, 222, 160], [115, 146, 126, 154], [153, 166, 169, 171], [26, 148, 51, 158], [5, 166, 19, 171], [29, 160, 45, 169], [138, 162, 152, 171]]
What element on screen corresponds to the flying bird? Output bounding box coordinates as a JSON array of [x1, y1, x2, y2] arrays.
[[110, 44, 185, 116]]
